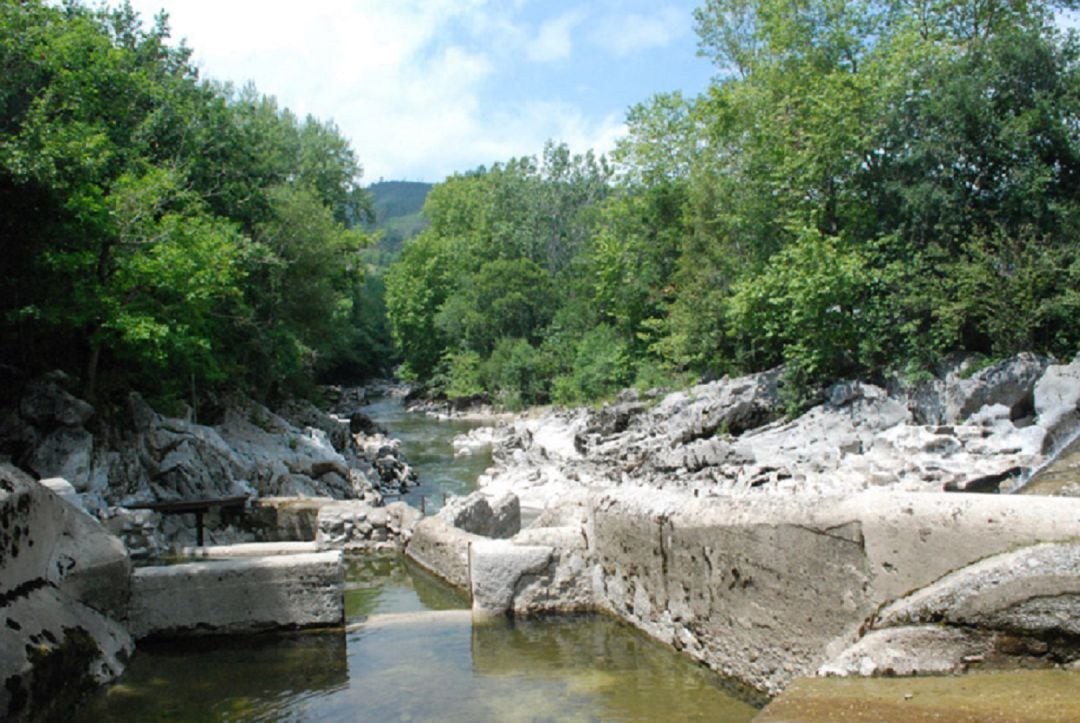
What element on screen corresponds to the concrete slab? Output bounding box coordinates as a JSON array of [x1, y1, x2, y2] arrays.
[[129, 550, 344, 638], [180, 541, 320, 558]]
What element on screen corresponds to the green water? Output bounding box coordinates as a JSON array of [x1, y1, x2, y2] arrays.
[[81, 401, 759, 720], [362, 396, 494, 514], [81, 555, 759, 721]]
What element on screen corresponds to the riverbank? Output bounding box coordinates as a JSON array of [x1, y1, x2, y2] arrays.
[[5, 353, 1080, 717], [404, 353, 1080, 698]]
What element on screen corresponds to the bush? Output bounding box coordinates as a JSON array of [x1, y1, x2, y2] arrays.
[[727, 229, 874, 385], [552, 325, 634, 405], [484, 338, 551, 409], [432, 350, 485, 400]]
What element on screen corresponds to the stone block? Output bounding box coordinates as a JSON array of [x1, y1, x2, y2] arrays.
[[437, 490, 520, 538], [469, 540, 552, 614], [128, 551, 344, 638], [405, 516, 484, 590]]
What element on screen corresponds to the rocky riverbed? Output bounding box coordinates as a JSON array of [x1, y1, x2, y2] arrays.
[[409, 353, 1080, 696], [0, 376, 419, 553], [469, 353, 1079, 510], [4, 353, 1080, 718]]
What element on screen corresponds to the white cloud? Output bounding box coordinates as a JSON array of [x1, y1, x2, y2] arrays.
[[111, 1, 630, 181], [591, 7, 689, 57], [527, 10, 587, 63]]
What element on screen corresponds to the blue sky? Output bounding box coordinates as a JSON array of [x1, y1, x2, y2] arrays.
[[112, 1, 716, 183]]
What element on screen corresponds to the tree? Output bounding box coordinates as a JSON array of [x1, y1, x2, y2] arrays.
[[0, 1, 378, 404]]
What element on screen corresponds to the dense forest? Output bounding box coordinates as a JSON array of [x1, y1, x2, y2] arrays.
[[0, 0, 385, 409], [3, 0, 1079, 415], [388, 0, 1080, 410]]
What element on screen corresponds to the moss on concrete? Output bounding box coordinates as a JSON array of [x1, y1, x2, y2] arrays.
[[756, 670, 1080, 722]]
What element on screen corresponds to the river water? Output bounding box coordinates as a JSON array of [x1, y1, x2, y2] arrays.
[[359, 396, 493, 514], [79, 398, 760, 721]]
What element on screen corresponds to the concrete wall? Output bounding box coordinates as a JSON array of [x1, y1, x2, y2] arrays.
[[403, 484, 1080, 695], [128, 551, 344, 639], [405, 516, 485, 590], [587, 489, 1080, 694]]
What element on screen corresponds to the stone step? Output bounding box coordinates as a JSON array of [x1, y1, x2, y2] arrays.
[[129, 551, 344, 639], [180, 541, 320, 558]]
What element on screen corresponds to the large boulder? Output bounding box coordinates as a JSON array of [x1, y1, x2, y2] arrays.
[[437, 490, 520, 539], [18, 378, 94, 428], [653, 368, 782, 445], [876, 541, 1080, 639], [1034, 355, 1080, 453], [943, 353, 1049, 423], [1, 463, 133, 721]]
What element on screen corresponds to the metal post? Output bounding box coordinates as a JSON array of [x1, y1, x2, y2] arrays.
[[420, 495, 426, 514]]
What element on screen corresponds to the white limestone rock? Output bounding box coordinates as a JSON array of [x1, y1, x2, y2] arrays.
[[819, 626, 994, 678], [437, 490, 521, 539], [1034, 354, 1080, 453], [877, 541, 1080, 636]]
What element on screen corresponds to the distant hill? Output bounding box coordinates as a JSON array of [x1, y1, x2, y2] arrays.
[[365, 181, 432, 266], [370, 180, 431, 220]]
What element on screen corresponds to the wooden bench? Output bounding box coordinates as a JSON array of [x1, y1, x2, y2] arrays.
[[125, 495, 249, 546]]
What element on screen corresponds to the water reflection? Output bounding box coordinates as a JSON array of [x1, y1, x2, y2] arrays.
[[471, 615, 761, 722], [344, 553, 468, 620], [82, 632, 349, 721], [82, 555, 759, 721]]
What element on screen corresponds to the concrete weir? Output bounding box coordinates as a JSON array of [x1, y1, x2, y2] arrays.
[[588, 489, 1080, 694], [407, 488, 1080, 697], [129, 550, 345, 639]]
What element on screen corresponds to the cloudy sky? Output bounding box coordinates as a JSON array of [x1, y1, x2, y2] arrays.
[[111, 0, 715, 183]]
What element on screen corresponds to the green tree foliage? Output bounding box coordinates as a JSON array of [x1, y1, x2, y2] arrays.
[[387, 0, 1080, 410], [0, 1, 377, 405], [665, 0, 1080, 390], [385, 143, 613, 397]]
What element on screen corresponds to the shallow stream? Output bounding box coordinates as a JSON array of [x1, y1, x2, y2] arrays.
[[81, 398, 760, 721], [361, 396, 493, 514], [82, 555, 758, 721]]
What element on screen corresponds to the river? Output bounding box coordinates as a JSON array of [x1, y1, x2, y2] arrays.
[[79, 397, 761, 721], [359, 396, 494, 514]]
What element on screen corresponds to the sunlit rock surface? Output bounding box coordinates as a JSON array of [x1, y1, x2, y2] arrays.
[[0, 463, 133, 721], [476, 354, 1080, 508], [128, 550, 344, 639], [0, 377, 420, 551]]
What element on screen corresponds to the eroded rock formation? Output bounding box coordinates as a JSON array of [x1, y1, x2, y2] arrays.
[[0, 377, 418, 551]]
